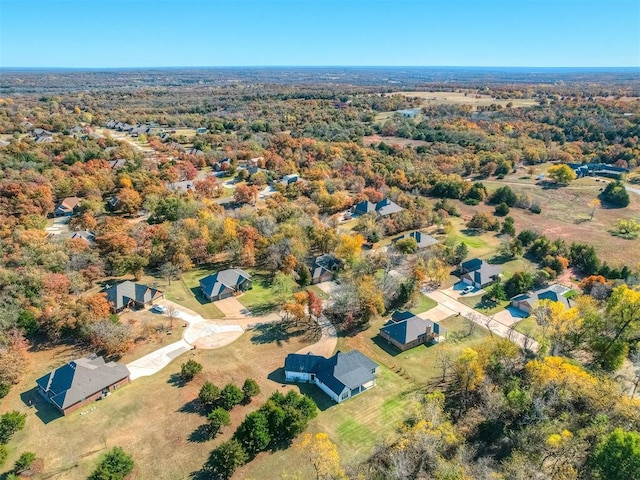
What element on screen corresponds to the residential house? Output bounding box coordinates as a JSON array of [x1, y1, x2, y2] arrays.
[[102, 281, 164, 313], [199, 269, 252, 301], [279, 173, 300, 185], [351, 198, 403, 217], [20, 120, 34, 130], [511, 284, 574, 314], [379, 311, 445, 351], [35, 135, 54, 144], [396, 108, 421, 118], [167, 180, 195, 192], [310, 254, 342, 284], [392, 231, 438, 250], [459, 258, 502, 289], [185, 148, 205, 157], [68, 230, 96, 246], [568, 162, 629, 179], [214, 158, 232, 171], [54, 196, 82, 217], [36, 355, 130, 416], [284, 350, 379, 403], [195, 127, 208, 134], [107, 158, 128, 170], [0, 139, 10, 148]]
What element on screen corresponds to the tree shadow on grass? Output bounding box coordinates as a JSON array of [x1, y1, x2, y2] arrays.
[[460, 228, 484, 237], [246, 301, 278, 316], [178, 398, 203, 415], [188, 424, 213, 443], [167, 373, 186, 388], [250, 322, 304, 346]]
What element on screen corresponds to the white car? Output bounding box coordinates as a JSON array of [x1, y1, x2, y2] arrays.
[[461, 285, 474, 295], [150, 305, 167, 314]]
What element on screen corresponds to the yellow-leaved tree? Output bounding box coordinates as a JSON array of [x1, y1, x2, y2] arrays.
[[297, 432, 345, 480]]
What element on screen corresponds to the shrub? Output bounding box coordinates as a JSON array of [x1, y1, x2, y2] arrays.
[[467, 212, 499, 232], [14, 451, 36, 473], [206, 440, 247, 480], [88, 447, 134, 480], [235, 411, 271, 457], [0, 411, 27, 444], [529, 203, 542, 214], [488, 186, 517, 206], [591, 429, 640, 479], [218, 383, 244, 410], [180, 359, 203, 381], [394, 237, 418, 254], [207, 408, 231, 438], [0, 383, 9, 399], [0, 444, 7, 468], [494, 202, 510, 216], [600, 180, 630, 207], [242, 378, 261, 401], [198, 381, 220, 408], [504, 271, 534, 298]]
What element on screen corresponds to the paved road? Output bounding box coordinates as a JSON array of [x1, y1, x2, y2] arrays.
[[626, 184, 640, 196], [424, 289, 539, 352]]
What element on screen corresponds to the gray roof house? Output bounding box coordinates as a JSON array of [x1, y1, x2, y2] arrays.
[[102, 281, 164, 313], [199, 269, 252, 302], [67, 230, 96, 245], [310, 254, 342, 284], [379, 311, 445, 351], [392, 231, 438, 250], [352, 198, 403, 217], [511, 284, 574, 314], [460, 258, 502, 289], [284, 350, 379, 403], [36, 355, 130, 415]]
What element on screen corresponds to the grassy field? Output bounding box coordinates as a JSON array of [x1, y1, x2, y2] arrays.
[[412, 293, 438, 313], [514, 315, 545, 342], [240, 315, 490, 478], [141, 268, 225, 319], [456, 173, 640, 267], [238, 271, 276, 312], [457, 295, 510, 316], [393, 90, 537, 109], [4, 324, 315, 480]]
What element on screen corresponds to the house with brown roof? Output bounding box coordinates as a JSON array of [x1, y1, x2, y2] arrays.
[[36, 355, 130, 416], [54, 197, 82, 217]]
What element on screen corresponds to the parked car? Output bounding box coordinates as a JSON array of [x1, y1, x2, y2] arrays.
[[461, 285, 474, 295], [150, 304, 167, 314]]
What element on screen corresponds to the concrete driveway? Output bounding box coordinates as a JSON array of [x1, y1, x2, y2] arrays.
[[441, 282, 484, 299], [492, 306, 528, 328]]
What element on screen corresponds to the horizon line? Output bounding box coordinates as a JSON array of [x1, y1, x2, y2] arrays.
[[1, 65, 639, 71]]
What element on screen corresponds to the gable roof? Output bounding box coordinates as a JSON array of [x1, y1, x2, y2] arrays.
[[513, 284, 573, 310], [102, 281, 163, 310], [200, 269, 251, 298], [284, 350, 378, 396], [35, 356, 130, 410], [462, 262, 502, 286], [392, 231, 438, 249], [315, 350, 378, 395], [381, 311, 445, 345], [460, 258, 483, 272], [352, 198, 403, 217], [56, 197, 81, 213], [311, 254, 342, 281]]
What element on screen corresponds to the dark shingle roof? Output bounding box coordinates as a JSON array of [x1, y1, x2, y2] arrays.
[[513, 284, 573, 309], [285, 350, 378, 396], [353, 198, 403, 217], [199, 269, 251, 298], [103, 281, 163, 310], [35, 356, 129, 410], [381, 311, 445, 345], [392, 231, 438, 249]]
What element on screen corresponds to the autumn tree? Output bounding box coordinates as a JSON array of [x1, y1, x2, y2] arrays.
[[307, 289, 323, 321], [234, 184, 259, 205], [588, 198, 601, 220], [86, 320, 132, 357], [452, 348, 484, 416], [115, 187, 142, 215], [335, 233, 364, 265], [297, 432, 345, 480], [547, 164, 577, 184]]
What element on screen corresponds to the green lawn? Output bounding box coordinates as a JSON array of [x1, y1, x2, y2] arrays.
[[142, 267, 225, 319], [238, 271, 276, 312], [514, 315, 545, 342], [306, 285, 329, 300], [457, 294, 510, 316], [412, 293, 437, 314]]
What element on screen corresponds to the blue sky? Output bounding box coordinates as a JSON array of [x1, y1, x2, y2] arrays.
[[1, 0, 638, 68]]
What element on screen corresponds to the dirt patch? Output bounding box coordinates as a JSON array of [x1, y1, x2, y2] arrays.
[[363, 134, 430, 147]]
